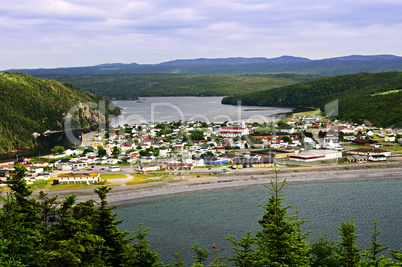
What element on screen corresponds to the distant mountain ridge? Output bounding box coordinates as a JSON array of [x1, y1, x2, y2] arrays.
[[6, 54, 402, 76]]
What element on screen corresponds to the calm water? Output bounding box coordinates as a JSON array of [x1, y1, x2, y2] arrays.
[[116, 179, 402, 265], [111, 97, 293, 126]]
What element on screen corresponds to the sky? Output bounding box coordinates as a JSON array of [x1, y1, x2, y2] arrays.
[[1, 0, 402, 70]]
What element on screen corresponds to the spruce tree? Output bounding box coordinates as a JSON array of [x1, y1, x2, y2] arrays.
[[336, 219, 360, 266], [360, 219, 393, 266], [249, 168, 311, 266]]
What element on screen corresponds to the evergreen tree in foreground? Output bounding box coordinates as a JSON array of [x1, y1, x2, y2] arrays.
[[227, 168, 311, 266], [1, 165, 401, 266]]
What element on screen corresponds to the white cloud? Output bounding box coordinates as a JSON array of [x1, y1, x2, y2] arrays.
[[1, 0, 402, 69]]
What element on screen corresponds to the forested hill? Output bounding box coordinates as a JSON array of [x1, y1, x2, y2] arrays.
[[34, 73, 319, 99], [0, 72, 120, 153], [222, 71, 402, 128]]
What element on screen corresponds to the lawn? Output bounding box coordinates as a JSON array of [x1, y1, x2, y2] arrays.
[[100, 174, 127, 179], [126, 173, 170, 185]]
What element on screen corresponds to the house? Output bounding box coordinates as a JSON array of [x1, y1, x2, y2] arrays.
[[92, 141, 104, 149], [32, 161, 49, 167], [121, 142, 135, 151], [231, 157, 274, 169], [216, 146, 226, 153], [165, 163, 194, 170], [343, 155, 368, 163], [384, 135, 395, 142], [352, 139, 378, 146], [14, 157, 30, 165], [321, 133, 342, 149], [276, 126, 295, 134], [54, 173, 100, 185], [369, 155, 387, 161]]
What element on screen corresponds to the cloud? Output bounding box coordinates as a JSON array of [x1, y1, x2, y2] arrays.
[[1, 0, 402, 69]]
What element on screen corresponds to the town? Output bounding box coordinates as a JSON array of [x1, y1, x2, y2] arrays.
[[1, 111, 402, 187]]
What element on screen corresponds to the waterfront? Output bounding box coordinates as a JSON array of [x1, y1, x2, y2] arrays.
[[116, 178, 402, 265]]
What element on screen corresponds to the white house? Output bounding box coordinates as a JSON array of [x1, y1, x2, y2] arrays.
[[54, 173, 100, 184]]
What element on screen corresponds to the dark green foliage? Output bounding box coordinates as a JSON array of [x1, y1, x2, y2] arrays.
[[1, 166, 401, 266], [225, 230, 256, 267], [0, 72, 120, 153], [225, 169, 311, 267], [254, 172, 311, 266], [336, 219, 361, 266], [360, 219, 393, 266], [190, 130, 205, 141], [310, 233, 339, 266], [126, 223, 162, 267], [36, 73, 318, 99], [191, 243, 211, 266], [223, 71, 402, 127], [51, 145, 65, 154]]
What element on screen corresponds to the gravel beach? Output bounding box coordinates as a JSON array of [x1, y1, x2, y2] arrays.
[[37, 163, 402, 205]]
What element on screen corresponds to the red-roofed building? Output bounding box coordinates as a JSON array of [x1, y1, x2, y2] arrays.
[[220, 122, 249, 137]]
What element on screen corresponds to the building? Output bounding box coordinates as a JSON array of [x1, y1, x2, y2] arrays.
[[369, 155, 387, 161], [136, 164, 161, 172], [343, 155, 368, 163], [203, 157, 228, 165], [251, 149, 296, 159], [352, 139, 378, 146], [232, 157, 274, 169], [321, 133, 342, 149], [220, 122, 249, 137], [165, 163, 194, 170], [289, 150, 342, 162], [348, 148, 391, 156], [384, 135, 395, 142], [54, 173, 100, 185]]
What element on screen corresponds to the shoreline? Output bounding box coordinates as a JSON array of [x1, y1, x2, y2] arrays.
[[34, 163, 402, 205]]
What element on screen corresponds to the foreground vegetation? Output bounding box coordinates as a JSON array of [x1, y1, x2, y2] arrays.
[[36, 73, 319, 99], [1, 166, 401, 266], [0, 72, 120, 153], [222, 71, 402, 128]]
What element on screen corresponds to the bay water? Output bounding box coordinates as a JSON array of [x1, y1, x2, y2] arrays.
[[111, 96, 293, 126], [116, 179, 402, 265]]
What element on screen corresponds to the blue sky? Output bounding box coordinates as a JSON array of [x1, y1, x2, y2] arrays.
[[1, 0, 402, 69]]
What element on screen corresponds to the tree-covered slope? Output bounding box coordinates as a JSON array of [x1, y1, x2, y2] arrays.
[[0, 72, 120, 153], [222, 72, 402, 127], [35, 73, 319, 99]]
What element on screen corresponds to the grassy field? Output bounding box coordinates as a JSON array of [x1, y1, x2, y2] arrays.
[[100, 174, 127, 179], [126, 173, 171, 185]]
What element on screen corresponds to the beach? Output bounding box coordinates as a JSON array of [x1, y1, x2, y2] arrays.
[[37, 162, 402, 205]]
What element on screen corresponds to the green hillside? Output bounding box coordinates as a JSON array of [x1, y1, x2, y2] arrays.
[[35, 73, 319, 99], [0, 72, 120, 153], [222, 72, 402, 127]]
